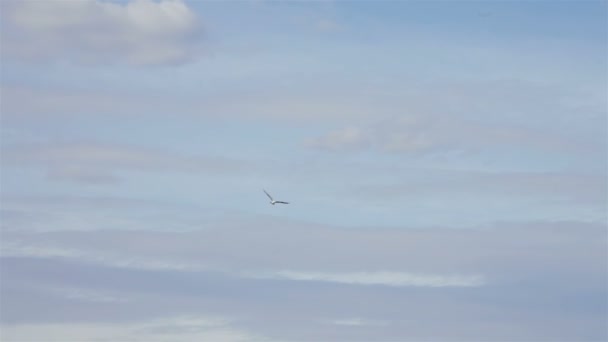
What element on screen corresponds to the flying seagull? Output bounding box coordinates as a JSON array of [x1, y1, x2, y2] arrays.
[[263, 189, 289, 205]]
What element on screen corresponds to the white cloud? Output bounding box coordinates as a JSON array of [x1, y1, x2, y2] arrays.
[[1, 0, 204, 65], [245, 270, 486, 288]]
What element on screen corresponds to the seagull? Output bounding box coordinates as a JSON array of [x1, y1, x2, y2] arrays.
[[263, 189, 289, 205]]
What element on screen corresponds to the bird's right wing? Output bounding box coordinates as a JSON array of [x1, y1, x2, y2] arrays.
[[263, 189, 273, 201], [275, 201, 289, 204]]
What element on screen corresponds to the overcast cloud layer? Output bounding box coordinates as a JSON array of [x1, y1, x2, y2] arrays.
[[1, 1, 607, 341]]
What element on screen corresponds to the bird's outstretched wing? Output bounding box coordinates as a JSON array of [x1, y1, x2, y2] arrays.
[[275, 201, 289, 204], [263, 189, 273, 201]]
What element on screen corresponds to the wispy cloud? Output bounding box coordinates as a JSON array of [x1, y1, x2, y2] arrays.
[[245, 270, 486, 287], [353, 170, 607, 206], [305, 126, 370, 152], [49, 286, 129, 303], [2, 217, 605, 341], [1, 239, 487, 288], [330, 318, 389, 327], [1, 0, 204, 65], [314, 19, 344, 33], [1, 240, 205, 272], [307, 111, 605, 156], [1, 2, 606, 341], [1, 315, 262, 342], [2, 142, 249, 183]]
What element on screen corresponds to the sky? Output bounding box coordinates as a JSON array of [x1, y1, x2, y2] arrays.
[[0, 0, 606, 341]]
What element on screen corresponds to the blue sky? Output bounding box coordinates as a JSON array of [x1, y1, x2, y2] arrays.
[[1, 0, 607, 341]]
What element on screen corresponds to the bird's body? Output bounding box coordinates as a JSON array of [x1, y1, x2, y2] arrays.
[[264, 190, 289, 205]]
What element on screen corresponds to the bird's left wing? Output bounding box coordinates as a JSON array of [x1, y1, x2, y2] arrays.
[[263, 189, 273, 201]]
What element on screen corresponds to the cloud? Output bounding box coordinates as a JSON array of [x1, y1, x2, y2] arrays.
[[48, 286, 129, 303], [1, 241, 204, 272], [2, 199, 605, 278], [0, 85, 161, 119], [1, 194, 606, 341], [1, 316, 262, 342], [353, 170, 607, 207], [330, 318, 389, 327], [300, 78, 605, 160], [245, 270, 485, 287], [307, 112, 605, 157], [46, 165, 122, 184], [1, 237, 486, 288], [1, 214, 606, 341], [1, 142, 249, 184], [0, 0, 204, 66], [314, 19, 344, 33], [304, 126, 370, 151]]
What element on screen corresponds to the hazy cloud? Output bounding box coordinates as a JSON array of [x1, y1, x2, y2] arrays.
[[1, 2, 606, 341], [48, 286, 129, 304], [1, 0, 204, 66], [314, 19, 344, 33], [1, 315, 262, 342], [307, 113, 605, 157], [305, 126, 370, 151], [353, 170, 607, 207], [1, 216, 605, 341], [2, 142, 249, 183], [330, 318, 389, 327]]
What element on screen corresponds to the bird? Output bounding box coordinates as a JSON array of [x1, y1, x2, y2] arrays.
[[263, 189, 289, 205]]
